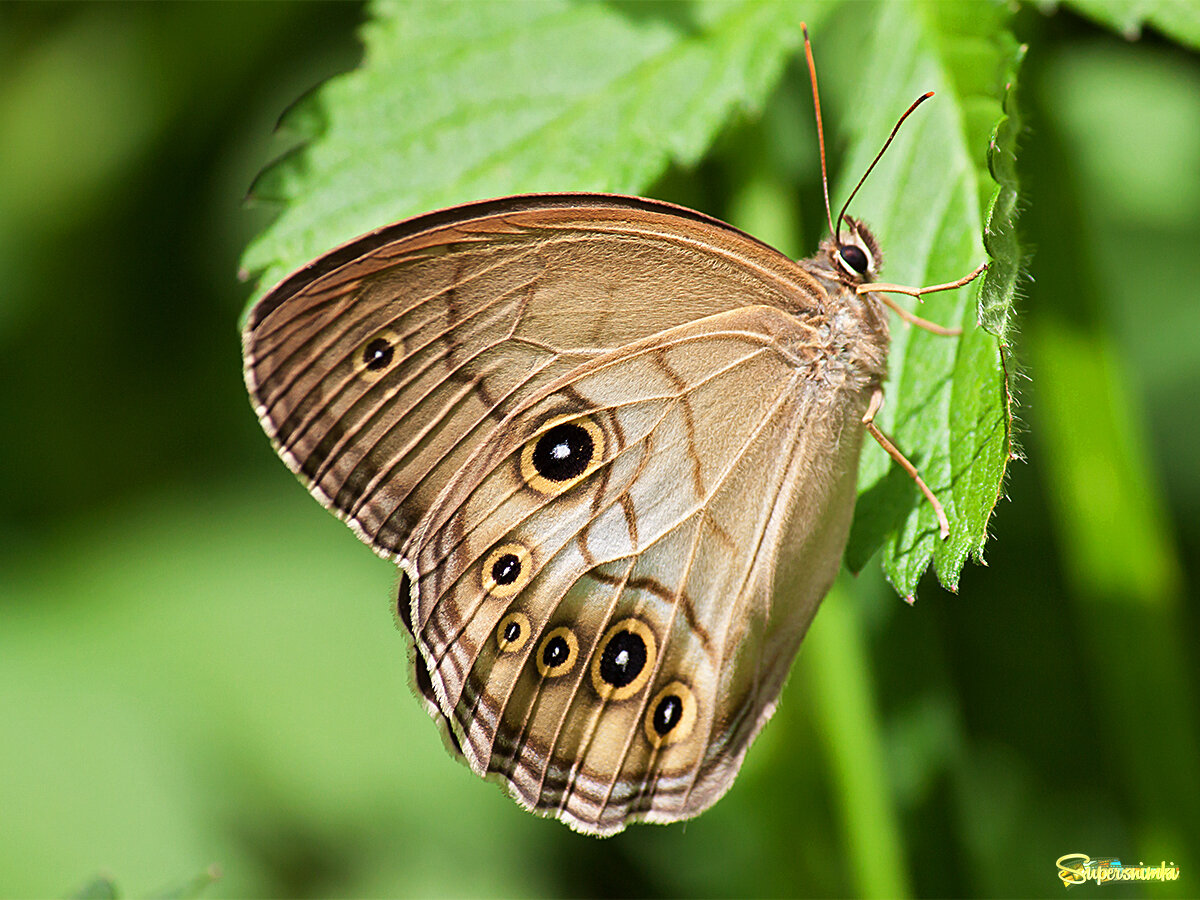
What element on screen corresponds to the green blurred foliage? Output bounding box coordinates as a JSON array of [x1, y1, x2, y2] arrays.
[[1, 2, 1197, 898]]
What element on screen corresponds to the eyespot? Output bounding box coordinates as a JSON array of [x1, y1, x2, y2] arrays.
[[519, 415, 606, 495], [590, 618, 657, 701], [354, 329, 401, 380], [481, 542, 533, 598], [644, 681, 697, 748], [838, 243, 870, 274], [495, 611, 531, 653], [536, 626, 579, 678]]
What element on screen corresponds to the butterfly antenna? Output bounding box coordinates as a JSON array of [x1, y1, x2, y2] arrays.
[[834, 91, 935, 238], [802, 23, 838, 244]]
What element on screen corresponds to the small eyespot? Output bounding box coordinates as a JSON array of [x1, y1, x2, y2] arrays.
[[644, 681, 697, 748], [590, 618, 657, 701], [354, 330, 401, 380], [481, 542, 533, 598], [519, 415, 606, 495], [536, 626, 579, 678], [496, 611, 531, 653], [839, 244, 870, 274], [363, 337, 393, 369]]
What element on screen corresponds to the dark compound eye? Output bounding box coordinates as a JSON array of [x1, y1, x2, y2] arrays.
[[839, 243, 870, 274], [532, 422, 594, 482], [491, 553, 520, 586], [362, 336, 395, 371], [653, 694, 683, 736]]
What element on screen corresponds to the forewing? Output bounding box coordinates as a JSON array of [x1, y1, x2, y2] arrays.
[[242, 195, 824, 558]]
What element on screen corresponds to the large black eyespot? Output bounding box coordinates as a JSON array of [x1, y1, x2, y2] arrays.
[[536, 626, 578, 677], [481, 543, 532, 598], [533, 423, 593, 481], [839, 243, 870, 274], [601, 631, 646, 687], [496, 611, 531, 653], [590, 618, 656, 700], [644, 681, 697, 747], [520, 415, 606, 495]]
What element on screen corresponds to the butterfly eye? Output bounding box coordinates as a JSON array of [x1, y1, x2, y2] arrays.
[[644, 681, 697, 748], [536, 626, 579, 677], [354, 329, 401, 380], [520, 415, 606, 495], [590, 618, 657, 701], [838, 243, 870, 274], [481, 542, 533, 598], [495, 611, 531, 653]]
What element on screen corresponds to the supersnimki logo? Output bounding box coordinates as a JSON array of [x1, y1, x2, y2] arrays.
[[1056, 854, 1180, 887]]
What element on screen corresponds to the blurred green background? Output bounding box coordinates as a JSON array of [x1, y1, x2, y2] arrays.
[[1, 2, 1197, 897]]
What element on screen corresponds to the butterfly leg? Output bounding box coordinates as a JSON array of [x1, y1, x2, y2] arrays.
[[856, 261, 988, 336], [862, 388, 950, 539]]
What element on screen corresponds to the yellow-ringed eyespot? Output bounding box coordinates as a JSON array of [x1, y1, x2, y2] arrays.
[[535, 626, 579, 678], [481, 542, 533, 598], [644, 681, 697, 748], [519, 415, 606, 495], [590, 618, 657, 701], [495, 611, 531, 654], [354, 329, 401, 381]]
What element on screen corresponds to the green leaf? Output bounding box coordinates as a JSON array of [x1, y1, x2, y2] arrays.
[[241, 0, 813, 296], [240, 0, 1021, 599], [839, 1, 1022, 597], [1057, 0, 1200, 48]]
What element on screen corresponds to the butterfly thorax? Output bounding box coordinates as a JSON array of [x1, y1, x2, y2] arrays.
[[795, 219, 890, 394]]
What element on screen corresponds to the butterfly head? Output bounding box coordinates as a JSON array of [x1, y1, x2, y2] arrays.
[[826, 216, 882, 283]]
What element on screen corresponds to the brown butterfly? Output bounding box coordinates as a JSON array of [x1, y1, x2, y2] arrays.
[[242, 25, 984, 835]]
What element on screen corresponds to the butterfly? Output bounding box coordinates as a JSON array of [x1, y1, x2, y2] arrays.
[[241, 25, 985, 835]]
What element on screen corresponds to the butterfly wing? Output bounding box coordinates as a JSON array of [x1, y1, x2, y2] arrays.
[[243, 194, 878, 835], [406, 306, 874, 834], [243, 195, 827, 558]]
